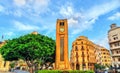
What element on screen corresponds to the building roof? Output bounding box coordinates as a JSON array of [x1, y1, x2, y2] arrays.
[[31, 31, 38, 35], [108, 24, 120, 33]]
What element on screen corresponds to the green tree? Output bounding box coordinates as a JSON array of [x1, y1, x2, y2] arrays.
[[94, 63, 106, 70], [94, 64, 101, 70], [10, 62, 15, 68], [0, 33, 55, 73]]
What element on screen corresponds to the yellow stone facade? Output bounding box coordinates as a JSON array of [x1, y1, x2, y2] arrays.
[[70, 36, 96, 70], [100, 48, 112, 67], [55, 19, 70, 70], [0, 41, 10, 71]]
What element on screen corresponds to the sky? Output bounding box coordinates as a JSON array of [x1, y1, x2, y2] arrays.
[[0, 0, 120, 53]]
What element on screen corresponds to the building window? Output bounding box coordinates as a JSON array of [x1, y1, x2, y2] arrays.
[[87, 49, 89, 51], [116, 51, 119, 54], [60, 22, 64, 26], [83, 63, 85, 66], [113, 34, 118, 40], [114, 42, 120, 47], [113, 58, 115, 61], [109, 39, 111, 41], [118, 58, 120, 61], [81, 46, 84, 50], [60, 37, 64, 61], [82, 52, 84, 57], [87, 55, 89, 61], [75, 46, 78, 51], [105, 60, 107, 62], [71, 63, 74, 69], [118, 42, 120, 46], [75, 42, 77, 45], [76, 52, 78, 58], [110, 44, 112, 48], [119, 65, 120, 67], [76, 64, 79, 70], [81, 41, 83, 44], [113, 37, 116, 40]]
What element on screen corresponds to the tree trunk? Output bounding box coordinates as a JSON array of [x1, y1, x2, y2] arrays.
[[29, 66, 34, 73], [26, 60, 34, 73]]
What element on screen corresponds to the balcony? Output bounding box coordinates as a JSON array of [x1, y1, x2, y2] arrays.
[[110, 47, 120, 50], [109, 39, 120, 44], [112, 54, 120, 57]]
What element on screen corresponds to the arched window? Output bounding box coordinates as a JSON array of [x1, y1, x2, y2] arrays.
[[75, 46, 78, 51], [82, 52, 84, 57], [75, 42, 77, 45], [81, 46, 84, 50], [71, 63, 74, 70], [76, 52, 79, 64], [76, 52, 78, 58], [81, 41, 83, 44], [76, 63, 79, 70], [87, 49, 89, 51]]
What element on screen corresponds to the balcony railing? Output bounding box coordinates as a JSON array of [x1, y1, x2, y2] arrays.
[[112, 54, 120, 57]]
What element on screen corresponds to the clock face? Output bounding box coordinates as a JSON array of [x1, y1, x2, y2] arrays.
[[60, 28, 64, 32]]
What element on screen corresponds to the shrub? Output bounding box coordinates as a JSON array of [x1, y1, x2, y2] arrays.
[[36, 70, 94, 73]]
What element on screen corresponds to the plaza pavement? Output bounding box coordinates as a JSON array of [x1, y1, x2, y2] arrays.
[[0, 70, 29, 73]]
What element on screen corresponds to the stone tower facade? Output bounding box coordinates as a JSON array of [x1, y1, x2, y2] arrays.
[[55, 19, 70, 70], [108, 24, 120, 69]]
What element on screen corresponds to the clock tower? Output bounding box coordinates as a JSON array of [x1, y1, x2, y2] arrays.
[[55, 19, 70, 70]]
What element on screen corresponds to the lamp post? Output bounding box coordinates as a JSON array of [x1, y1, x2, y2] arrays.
[[114, 62, 117, 73]]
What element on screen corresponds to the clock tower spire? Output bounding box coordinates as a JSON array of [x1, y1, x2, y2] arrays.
[[55, 19, 70, 70]]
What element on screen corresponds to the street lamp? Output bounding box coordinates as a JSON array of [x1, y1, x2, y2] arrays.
[[114, 62, 117, 73]]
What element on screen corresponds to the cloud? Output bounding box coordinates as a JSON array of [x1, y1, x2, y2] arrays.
[[14, 0, 26, 7], [33, 0, 50, 14], [5, 32, 14, 36], [13, 20, 40, 31], [108, 12, 120, 20], [0, 0, 50, 18], [85, 0, 120, 19], [60, 4, 73, 17], [13, 0, 50, 16], [68, 18, 78, 27], [92, 36, 109, 49], [0, 5, 4, 12], [13, 10, 22, 17], [60, 0, 120, 35]]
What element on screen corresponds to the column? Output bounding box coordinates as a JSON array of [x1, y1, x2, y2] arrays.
[[74, 63, 76, 70], [86, 63, 88, 70], [80, 63, 83, 70]]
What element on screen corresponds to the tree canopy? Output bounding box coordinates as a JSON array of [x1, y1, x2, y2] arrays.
[[0, 33, 56, 73]]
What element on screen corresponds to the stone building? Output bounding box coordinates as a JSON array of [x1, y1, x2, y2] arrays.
[[94, 45, 102, 64], [70, 36, 96, 70], [94, 45, 112, 67], [108, 24, 120, 68], [100, 48, 112, 67], [0, 41, 10, 71]]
